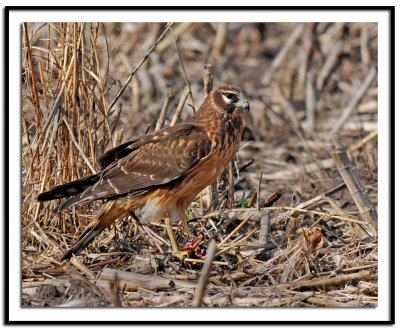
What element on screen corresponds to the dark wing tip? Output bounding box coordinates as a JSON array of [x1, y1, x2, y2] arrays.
[[51, 196, 82, 214], [62, 227, 103, 260], [37, 191, 52, 202], [97, 139, 140, 169], [62, 249, 74, 260]]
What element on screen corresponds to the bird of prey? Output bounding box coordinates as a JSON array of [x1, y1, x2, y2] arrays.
[[37, 85, 250, 260]]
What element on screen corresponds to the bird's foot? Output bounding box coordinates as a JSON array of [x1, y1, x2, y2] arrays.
[[171, 249, 189, 261]]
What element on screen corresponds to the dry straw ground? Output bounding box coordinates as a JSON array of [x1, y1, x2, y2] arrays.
[[22, 22, 378, 307]]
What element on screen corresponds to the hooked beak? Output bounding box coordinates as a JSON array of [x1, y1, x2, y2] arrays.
[[239, 92, 250, 112]]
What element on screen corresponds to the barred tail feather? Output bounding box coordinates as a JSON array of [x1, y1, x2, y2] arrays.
[[62, 200, 125, 260], [62, 225, 103, 260], [53, 194, 91, 214], [37, 173, 100, 202]]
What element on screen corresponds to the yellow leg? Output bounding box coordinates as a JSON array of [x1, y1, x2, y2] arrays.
[[165, 218, 188, 260], [178, 209, 190, 236]]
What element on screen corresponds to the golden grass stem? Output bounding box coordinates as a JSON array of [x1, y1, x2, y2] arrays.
[[170, 87, 189, 126], [216, 228, 258, 257], [23, 23, 41, 114], [203, 207, 366, 226], [155, 88, 172, 131], [62, 117, 96, 173], [217, 215, 253, 249]]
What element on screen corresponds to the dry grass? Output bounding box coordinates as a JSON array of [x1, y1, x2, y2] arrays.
[[22, 22, 378, 307]]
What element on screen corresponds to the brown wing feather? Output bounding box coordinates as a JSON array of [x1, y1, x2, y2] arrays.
[[97, 138, 140, 169], [65, 123, 212, 207]]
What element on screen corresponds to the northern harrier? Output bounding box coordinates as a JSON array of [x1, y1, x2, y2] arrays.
[[37, 85, 250, 259]]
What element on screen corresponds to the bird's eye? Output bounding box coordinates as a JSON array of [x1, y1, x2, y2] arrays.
[[225, 93, 234, 99]]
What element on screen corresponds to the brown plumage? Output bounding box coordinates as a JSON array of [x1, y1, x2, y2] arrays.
[[37, 85, 250, 259]]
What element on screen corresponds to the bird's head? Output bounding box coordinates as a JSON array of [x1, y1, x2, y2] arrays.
[[213, 85, 250, 114], [191, 85, 250, 123]]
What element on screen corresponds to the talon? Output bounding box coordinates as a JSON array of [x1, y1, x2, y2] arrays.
[[172, 249, 189, 261]]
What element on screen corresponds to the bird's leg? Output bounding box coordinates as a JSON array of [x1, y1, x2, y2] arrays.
[[181, 218, 190, 237], [178, 209, 190, 237], [128, 210, 142, 227], [165, 217, 188, 260]]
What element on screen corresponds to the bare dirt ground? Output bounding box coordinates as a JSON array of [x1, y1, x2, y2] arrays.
[[22, 22, 377, 307]]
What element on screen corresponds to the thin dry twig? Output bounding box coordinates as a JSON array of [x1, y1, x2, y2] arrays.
[[262, 23, 305, 85], [70, 255, 96, 280], [23, 23, 41, 114], [208, 23, 228, 64], [316, 40, 344, 90], [217, 215, 253, 248], [155, 88, 173, 131], [157, 22, 192, 53], [62, 117, 96, 173], [305, 72, 317, 131], [331, 137, 378, 234], [327, 67, 376, 139], [288, 270, 373, 290], [193, 240, 217, 307], [203, 64, 214, 96], [170, 28, 195, 111], [170, 86, 190, 126], [203, 206, 365, 226], [106, 23, 173, 115]]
